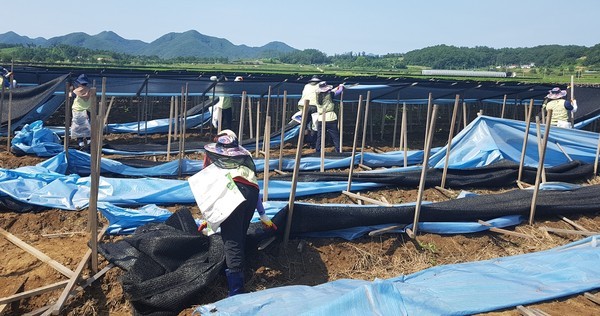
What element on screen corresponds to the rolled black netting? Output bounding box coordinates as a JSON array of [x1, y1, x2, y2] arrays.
[[99, 208, 224, 316]]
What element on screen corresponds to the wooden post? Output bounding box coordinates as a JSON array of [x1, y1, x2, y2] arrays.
[[594, 133, 600, 175], [338, 90, 344, 153], [462, 101, 467, 128], [441, 95, 460, 188], [425, 92, 432, 139], [320, 109, 326, 172], [6, 62, 14, 151], [407, 105, 439, 238], [278, 91, 287, 171], [217, 96, 223, 134], [283, 100, 309, 244], [402, 102, 408, 167], [167, 96, 174, 160], [393, 102, 399, 148], [570, 75, 575, 127], [535, 116, 547, 183], [238, 91, 247, 142], [263, 117, 271, 201], [359, 91, 371, 165], [88, 82, 102, 273], [255, 100, 260, 157], [347, 95, 364, 192], [248, 96, 253, 139], [63, 82, 72, 153], [501, 94, 507, 118], [517, 99, 534, 183], [529, 110, 552, 225]]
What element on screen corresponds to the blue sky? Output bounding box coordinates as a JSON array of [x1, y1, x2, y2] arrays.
[[7, 0, 600, 55]]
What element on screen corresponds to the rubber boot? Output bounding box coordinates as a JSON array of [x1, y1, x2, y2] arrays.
[[225, 269, 245, 296]]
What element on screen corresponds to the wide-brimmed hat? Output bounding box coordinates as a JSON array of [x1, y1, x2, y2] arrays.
[[308, 75, 321, 83], [204, 129, 251, 157], [546, 87, 567, 99], [75, 74, 89, 86], [318, 81, 333, 92]]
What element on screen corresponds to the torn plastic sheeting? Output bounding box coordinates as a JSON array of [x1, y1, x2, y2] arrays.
[[196, 236, 600, 316]]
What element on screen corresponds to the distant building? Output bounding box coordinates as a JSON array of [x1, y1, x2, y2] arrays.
[[421, 69, 508, 78]]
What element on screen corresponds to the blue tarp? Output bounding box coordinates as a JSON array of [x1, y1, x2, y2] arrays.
[[196, 236, 600, 316]]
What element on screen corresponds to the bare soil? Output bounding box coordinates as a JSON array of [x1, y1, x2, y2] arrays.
[[0, 135, 599, 316]]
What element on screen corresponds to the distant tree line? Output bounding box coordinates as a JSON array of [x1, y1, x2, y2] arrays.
[[1, 43, 599, 70]]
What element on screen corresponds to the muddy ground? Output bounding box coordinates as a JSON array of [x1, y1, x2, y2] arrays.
[[0, 133, 599, 316]]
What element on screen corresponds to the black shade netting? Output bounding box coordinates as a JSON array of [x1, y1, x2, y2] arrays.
[[283, 184, 600, 234], [98, 208, 225, 316], [0, 74, 68, 125], [270, 160, 594, 189]]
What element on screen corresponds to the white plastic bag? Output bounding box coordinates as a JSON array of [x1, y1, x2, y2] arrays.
[[188, 164, 246, 231]]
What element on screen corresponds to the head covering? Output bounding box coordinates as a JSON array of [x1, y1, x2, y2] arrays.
[[234, 76, 244, 82], [0, 67, 8, 76], [75, 74, 89, 86], [204, 129, 251, 157], [546, 87, 567, 99], [210, 75, 218, 81], [318, 81, 333, 92], [308, 75, 321, 83]]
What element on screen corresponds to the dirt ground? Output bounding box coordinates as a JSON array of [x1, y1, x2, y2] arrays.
[[0, 134, 599, 316]]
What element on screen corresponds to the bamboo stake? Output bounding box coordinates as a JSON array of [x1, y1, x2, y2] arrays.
[[407, 105, 438, 238], [238, 92, 247, 142], [440, 95, 460, 188], [501, 94, 507, 118], [0, 280, 68, 306], [166, 96, 174, 160], [529, 110, 552, 225], [283, 100, 309, 244], [517, 99, 534, 183], [402, 102, 408, 167], [320, 109, 326, 172], [342, 191, 392, 206], [346, 96, 363, 192], [570, 75, 575, 127], [541, 226, 598, 236], [263, 117, 271, 201], [555, 142, 573, 162], [359, 91, 371, 165], [88, 84, 102, 273], [102, 96, 115, 129], [278, 91, 287, 171], [535, 116, 547, 183]]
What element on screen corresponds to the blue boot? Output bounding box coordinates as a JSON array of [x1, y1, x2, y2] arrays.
[[225, 269, 245, 296]]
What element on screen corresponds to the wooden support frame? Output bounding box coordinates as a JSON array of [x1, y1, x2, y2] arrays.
[[517, 99, 534, 183], [283, 100, 309, 244], [477, 220, 532, 239], [529, 110, 552, 225], [346, 95, 364, 192], [263, 117, 271, 201], [440, 94, 460, 189], [342, 191, 392, 206], [406, 105, 439, 238], [359, 91, 371, 166]]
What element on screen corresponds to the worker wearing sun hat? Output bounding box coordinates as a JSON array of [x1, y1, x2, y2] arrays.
[[542, 87, 577, 128], [203, 129, 276, 296], [314, 81, 343, 152], [297, 75, 322, 148], [70, 74, 93, 148]]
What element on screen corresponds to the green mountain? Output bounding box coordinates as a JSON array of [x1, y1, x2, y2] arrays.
[[0, 30, 297, 59]]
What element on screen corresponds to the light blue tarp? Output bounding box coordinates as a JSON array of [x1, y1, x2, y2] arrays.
[[196, 236, 600, 316], [11, 120, 63, 157], [429, 116, 599, 169]]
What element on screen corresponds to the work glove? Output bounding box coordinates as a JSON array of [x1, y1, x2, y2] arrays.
[[260, 214, 277, 230]]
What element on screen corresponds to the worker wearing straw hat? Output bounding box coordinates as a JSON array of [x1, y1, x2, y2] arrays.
[[542, 87, 577, 128], [202, 130, 276, 296], [297, 75, 321, 148]]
